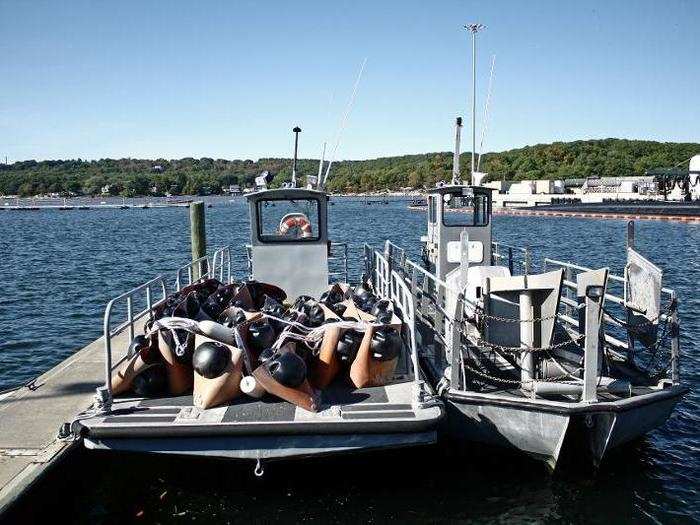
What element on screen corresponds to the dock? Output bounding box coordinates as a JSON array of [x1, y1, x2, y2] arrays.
[[0, 325, 135, 514], [1, 202, 192, 211]]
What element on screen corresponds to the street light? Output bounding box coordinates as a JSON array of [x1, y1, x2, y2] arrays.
[[464, 23, 485, 183]]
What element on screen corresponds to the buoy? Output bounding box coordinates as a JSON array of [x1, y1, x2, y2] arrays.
[[336, 330, 362, 363], [192, 341, 231, 379], [370, 327, 402, 361], [248, 320, 276, 352], [132, 364, 168, 397], [371, 299, 394, 324], [267, 351, 307, 388]]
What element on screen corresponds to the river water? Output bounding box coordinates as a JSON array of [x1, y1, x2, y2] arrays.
[[1, 198, 698, 523]]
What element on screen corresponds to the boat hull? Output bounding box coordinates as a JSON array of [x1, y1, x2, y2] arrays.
[[84, 431, 437, 460], [443, 386, 687, 469]]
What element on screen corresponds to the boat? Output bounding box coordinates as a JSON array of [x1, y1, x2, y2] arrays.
[[373, 181, 687, 469], [361, 25, 688, 468], [69, 131, 443, 473]]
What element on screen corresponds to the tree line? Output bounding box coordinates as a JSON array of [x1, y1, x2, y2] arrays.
[[1, 138, 697, 197]]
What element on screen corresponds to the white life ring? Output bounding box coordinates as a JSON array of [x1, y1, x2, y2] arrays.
[[278, 213, 313, 238]]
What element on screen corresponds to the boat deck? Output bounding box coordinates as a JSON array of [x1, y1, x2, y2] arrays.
[[77, 380, 440, 439]]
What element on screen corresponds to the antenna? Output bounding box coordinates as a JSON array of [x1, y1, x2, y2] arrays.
[[452, 117, 463, 185], [465, 23, 485, 186], [317, 142, 326, 190], [477, 54, 495, 172], [291, 126, 301, 187], [321, 58, 367, 189]]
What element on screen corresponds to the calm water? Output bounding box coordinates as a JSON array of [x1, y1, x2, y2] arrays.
[[1, 199, 698, 523]]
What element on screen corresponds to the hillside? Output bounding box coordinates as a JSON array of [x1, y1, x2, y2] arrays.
[[1, 138, 697, 197]]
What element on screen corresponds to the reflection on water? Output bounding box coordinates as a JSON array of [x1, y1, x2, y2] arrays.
[[1, 199, 698, 522]]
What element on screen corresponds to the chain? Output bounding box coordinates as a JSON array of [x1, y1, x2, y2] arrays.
[[475, 333, 584, 354], [462, 360, 578, 386], [478, 310, 560, 323]]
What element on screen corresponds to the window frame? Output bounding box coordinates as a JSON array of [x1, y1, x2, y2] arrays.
[[256, 197, 323, 243], [440, 190, 490, 227]]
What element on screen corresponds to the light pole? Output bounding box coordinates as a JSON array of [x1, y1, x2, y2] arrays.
[[465, 23, 485, 183], [291, 126, 301, 187]]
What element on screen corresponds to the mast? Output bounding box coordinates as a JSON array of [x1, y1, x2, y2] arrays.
[[317, 141, 327, 190], [291, 126, 301, 187], [465, 23, 485, 186], [452, 117, 463, 185]]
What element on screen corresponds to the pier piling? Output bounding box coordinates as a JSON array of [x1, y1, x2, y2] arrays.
[[190, 201, 207, 279]]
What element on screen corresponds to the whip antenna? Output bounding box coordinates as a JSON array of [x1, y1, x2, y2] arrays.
[[477, 54, 495, 172], [321, 58, 367, 189]]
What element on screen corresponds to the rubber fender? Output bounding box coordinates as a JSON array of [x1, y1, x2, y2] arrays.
[[193, 341, 231, 379], [370, 327, 402, 361], [266, 351, 307, 388], [198, 320, 236, 345], [132, 364, 168, 397]]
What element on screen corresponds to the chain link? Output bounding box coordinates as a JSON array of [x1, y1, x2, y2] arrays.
[[462, 360, 579, 386], [476, 333, 585, 354]]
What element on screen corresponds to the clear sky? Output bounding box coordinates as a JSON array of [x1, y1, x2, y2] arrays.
[[1, 0, 698, 162]]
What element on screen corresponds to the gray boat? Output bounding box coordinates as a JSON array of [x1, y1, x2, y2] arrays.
[[70, 184, 442, 472], [368, 179, 687, 469]]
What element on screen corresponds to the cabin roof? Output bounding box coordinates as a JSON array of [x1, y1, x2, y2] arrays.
[[245, 188, 328, 201], [426, 184, 490, 195]]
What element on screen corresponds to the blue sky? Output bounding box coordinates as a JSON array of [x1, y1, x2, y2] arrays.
[[1, 0, 698, 162]]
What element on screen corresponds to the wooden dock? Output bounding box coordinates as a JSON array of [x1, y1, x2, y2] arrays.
[[0, 325, 135, 514]]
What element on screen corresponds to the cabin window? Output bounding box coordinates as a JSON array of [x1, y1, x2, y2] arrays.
[[256, 198, 321, 242], [441, 192, 490, 227]]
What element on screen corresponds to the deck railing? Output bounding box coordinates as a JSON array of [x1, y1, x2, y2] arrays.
[[368, 248, 424, 387], [367, 240, 680, 400], [103, 275, 168, 396], [491, 241, 531, 275], [175, 245, 233, 291]]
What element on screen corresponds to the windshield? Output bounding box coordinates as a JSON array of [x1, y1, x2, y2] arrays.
[[257, 198, 321, 241], [442, 192, 489, 227]]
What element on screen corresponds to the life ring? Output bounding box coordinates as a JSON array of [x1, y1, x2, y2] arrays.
[[279, 213, 313, 238]]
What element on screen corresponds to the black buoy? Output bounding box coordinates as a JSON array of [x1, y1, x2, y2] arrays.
[[371, 299, 394, 324], [267, 351, 307, 388], [192, 341, 231, 379], [331, 302, 347, 318], [352, 284, 372, 307], [320, 288, 343, 306], [358, 293, 378, 313], [132, 364, 167, 397], [258, 347, 277, 365], [303, 301, 325, 327], [218, 306, 247, 328], [370, 327, 402, 361], [336, 330, 362, 363], [127, 335, 149, 358], [248, 320, 276, 352]]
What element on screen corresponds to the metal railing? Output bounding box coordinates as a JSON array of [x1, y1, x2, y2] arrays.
[[328, 242, 349, 283], [175, 245, 233, 290], [368, 240, 681, 399], [103, 275, 168, 396], [371, 241, 467, 386], [369, 248, 421, 386], [543, 257, 680, 385], [491, 241, 531, 275]]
